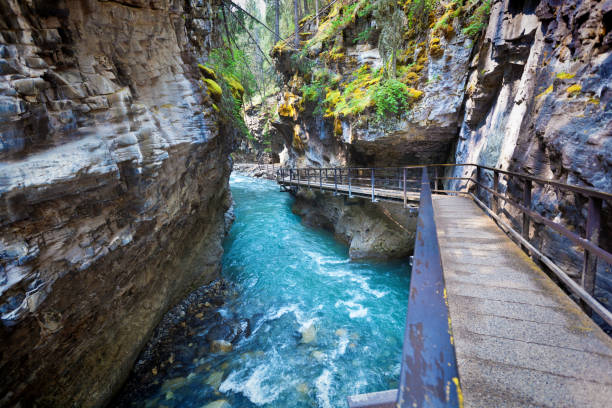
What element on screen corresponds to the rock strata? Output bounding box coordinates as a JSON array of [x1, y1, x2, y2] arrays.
[[292, 189, 417, 260], [0, 0, 235, 406]]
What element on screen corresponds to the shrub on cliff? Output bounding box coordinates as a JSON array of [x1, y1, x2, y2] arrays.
[[374, 78, 415, 118]]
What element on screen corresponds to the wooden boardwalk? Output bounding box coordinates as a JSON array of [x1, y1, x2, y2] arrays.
[[434, 196, 612, 407], [279, 179, 421, 203]]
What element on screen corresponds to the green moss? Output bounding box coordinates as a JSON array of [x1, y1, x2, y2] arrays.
[[462, 0, 492, 37]]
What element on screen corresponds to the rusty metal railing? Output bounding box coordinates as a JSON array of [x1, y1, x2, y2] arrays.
[[277, 163, 612, 325]]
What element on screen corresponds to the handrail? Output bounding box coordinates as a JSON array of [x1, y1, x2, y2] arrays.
[[276, 163, 612, 327], [395, 167, 461, 407]]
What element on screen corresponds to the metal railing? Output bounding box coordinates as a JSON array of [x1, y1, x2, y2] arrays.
[[277, 163, 612, 326]]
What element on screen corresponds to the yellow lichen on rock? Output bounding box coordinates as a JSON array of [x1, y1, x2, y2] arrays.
[[429, 37, 443, 58], [223, 74, 244, 99], [556, 72, 575, 80], [334, 117, 343, 136], [203, 78, 222, 101], [278, 92, 299, 119], [198, 64, 216, 80], [566, 84, 582, 95], [536, 84, 553, 99], [292, 124, 305, 150], [407, 88, 424, 100]]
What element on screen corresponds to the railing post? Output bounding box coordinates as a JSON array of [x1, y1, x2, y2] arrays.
[[476, 165, 481, 198], [319, 168, 322, 191], [307, 168, 310, 189], [334, 168, 338, 195], [297, 168, 300, 187], [290, 168, 293, 185], [371, 168, 377, 202], [582, 197, 602, 297], [522, 179, 532, 243], [403, 168, 407, 208], [493, 170, 500, 215], [348, 168, 352, 197], [433, 167, 438, 192]]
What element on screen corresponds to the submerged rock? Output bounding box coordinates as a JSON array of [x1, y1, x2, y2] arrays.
[[201, 400, 232, 408], [204, 370, 225, 390], [300, 323, 317, 344], [210, 340, 233, 353]]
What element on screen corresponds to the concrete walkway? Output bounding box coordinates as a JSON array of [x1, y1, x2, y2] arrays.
[[434, 196, 612, 408]]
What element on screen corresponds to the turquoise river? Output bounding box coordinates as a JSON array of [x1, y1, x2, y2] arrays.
[[127, 173, 411, 407]]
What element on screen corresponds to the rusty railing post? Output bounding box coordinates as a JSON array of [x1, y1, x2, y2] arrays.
[[348, 168, 352, 197], [403, 168, 407, 208], [334, 168, 338, 195], [582, 197, 602, 297], [493, 170, 500, 215], [476, 165, 481, 199], [290, 168, 293, 185], [433, 167, 439, 192], [522, 179, 532, 243], [319, 168, 322, 191], [371, 168, 377, 202]]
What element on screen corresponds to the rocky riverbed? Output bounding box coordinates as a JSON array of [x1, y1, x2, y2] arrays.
[[112, 279, 248, 407]]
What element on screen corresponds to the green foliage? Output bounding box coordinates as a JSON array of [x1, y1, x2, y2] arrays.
[[353, 27, 373, 44], [404, 0, 438, 34], [373, 78, 410, 118], [462, 0, 491, 37], [207, 48, 251, 137]]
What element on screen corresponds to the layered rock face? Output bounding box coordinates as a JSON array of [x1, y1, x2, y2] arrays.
[[292, 189, 417, 260], [0, 0, 234, 406], [449, 0, 612, 316]]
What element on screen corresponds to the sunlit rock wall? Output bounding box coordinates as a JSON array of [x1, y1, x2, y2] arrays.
[[0, 0, 234, 406]]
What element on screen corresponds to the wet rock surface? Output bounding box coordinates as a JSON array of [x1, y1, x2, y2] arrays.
[[233, 162, 277, 180], [292, 189, 417, 260]]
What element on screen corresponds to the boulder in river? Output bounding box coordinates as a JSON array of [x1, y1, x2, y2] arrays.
[[300, 323, 317, 344], [210, 340, 233, 353], [201, 400, 231, 408]]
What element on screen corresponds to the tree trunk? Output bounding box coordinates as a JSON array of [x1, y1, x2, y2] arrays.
[[294, 0, 299, 48], [315, 0, 319, 28], [303, 0, 309, 15], [275, 0, 280, 40]]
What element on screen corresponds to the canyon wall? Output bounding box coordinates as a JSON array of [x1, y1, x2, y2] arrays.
[[292, 189, 417, 260], [269, 0, 611, 318], [0, 0, 235, 406]]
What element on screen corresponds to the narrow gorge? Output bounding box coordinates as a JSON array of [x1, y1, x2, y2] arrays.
[[1, 0, 611, 407]]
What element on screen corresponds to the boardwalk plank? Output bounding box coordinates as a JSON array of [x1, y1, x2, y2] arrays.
[[434, 196, 612, 407]]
